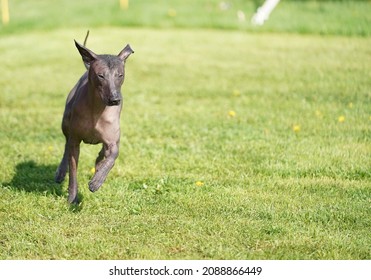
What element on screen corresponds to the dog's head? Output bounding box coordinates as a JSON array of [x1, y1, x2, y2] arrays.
[[74, 41, 134, 106]]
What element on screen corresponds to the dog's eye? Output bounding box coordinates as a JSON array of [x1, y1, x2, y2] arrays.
[[118, 74, 124, 78], [97, 74, 105, 79]]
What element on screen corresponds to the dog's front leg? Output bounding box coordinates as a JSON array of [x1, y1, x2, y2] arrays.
[[68, 139, 81, 204], [95, 145, 105, 171], [89, 141, 119, 192]]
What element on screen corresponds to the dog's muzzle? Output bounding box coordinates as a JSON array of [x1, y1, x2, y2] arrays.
[[107, 99, 121, 106]]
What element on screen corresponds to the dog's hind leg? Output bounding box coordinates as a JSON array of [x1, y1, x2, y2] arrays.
[[55, 142, 69, 183]]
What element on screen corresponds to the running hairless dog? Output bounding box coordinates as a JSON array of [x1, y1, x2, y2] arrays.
[[55, 35, 134, 203]]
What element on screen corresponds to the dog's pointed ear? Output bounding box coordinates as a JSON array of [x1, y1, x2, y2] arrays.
[[75, 40, 98, 68], [118, 44, 134, 61]]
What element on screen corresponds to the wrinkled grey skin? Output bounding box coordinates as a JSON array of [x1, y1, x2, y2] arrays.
[[55, 40, 134, 204]]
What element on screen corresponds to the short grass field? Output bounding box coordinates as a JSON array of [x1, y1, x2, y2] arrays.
[[0, 1, 370, 259]]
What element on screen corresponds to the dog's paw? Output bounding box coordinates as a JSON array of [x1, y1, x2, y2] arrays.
[[88, 178, 102, 192], [67, 188, 79, 204], [68, 194, 79, 204], [55, 169, 66, 183]]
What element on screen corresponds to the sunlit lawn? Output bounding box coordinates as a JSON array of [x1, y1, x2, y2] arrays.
[[0, 0, 370, 259]]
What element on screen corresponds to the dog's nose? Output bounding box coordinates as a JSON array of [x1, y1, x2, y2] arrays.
[[108, 98, 121, 106]]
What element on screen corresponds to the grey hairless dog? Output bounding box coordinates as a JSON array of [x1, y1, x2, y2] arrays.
[[55, 35, 134, 204]]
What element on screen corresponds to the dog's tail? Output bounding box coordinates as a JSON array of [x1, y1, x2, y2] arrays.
[[82, 30, 90, 70], [83, 30, 89, 47]]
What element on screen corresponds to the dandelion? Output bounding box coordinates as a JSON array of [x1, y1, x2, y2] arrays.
[[228, 110, 236, 117], [90, 167, 96, 174], [195, 181, 204, 187], [338, 115, 345, 123], [232, 89, 241, 97], [315, 110, 322, 118], [167, 8, 177, 17], [292, 124, 301, 133], [47, 146, 54, 152]]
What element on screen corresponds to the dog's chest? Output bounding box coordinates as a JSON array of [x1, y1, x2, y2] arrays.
[[82, 107, 121, 144]]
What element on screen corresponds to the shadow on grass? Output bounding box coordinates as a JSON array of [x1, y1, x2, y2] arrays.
[[3, 160, 63, 197]]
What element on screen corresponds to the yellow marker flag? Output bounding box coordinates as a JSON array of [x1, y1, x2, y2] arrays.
[[120, 0, 128, 10], [1, 0, 10, 25]]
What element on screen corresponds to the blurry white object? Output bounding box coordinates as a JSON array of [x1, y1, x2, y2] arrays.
[[237, 10, 246, 22], [251, 0, 280, 26], [219, 1, 230, 11]]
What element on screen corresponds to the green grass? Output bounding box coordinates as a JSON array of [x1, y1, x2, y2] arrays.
[[0, 1, 370, 259]]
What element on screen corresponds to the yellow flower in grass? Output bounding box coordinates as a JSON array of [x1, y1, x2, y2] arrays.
[[338, 115, 345, 123], [168, 8, 177, 17], [228, 110, 236, 117], [292, 124, 301, 133], [90, 167, 96, 174], [195, 181, 204, 187], [315, 110, 322, 118], [232, 89, 241, 97]]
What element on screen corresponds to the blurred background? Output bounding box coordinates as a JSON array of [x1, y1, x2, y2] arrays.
[[1, 0, 370, 36]]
